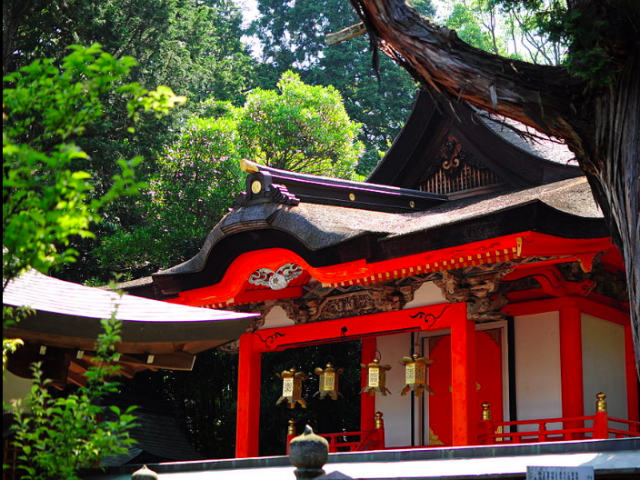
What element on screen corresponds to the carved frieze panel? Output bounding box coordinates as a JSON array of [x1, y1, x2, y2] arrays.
[[277, 281, 421, 324], [434, 269, 512, 322]]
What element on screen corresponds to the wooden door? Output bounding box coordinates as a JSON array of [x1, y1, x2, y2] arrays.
[[427, 328, 503, 446]]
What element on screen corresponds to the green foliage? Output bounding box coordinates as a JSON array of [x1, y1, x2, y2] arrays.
[[250, 0, 435, 176], [4, 0, 256, 284], [3, 44, 184, 477], [97, 72, 363, 274], [2, 307, 29, 369], [3, 0, 253, 104], [10, 312, 137, 480], [445, 2, 506, 55], [96, 106, 244, 272], [237, 71, 363, 177], [485, 0, 640, 83], [2, 44, 185, 284]]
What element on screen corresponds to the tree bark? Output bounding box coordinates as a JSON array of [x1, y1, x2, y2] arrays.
[[350, 0, 639, 371]]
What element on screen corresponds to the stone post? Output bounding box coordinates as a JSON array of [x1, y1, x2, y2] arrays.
[[131, 465, 158, 480], [289, 425, 329, 480]]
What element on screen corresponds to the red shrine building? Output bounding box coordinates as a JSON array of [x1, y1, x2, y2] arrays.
[[122, 90, 638, 458]]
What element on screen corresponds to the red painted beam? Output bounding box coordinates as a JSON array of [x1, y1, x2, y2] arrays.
[[503, 297, 629, 326], [559, 307, 585, 438], [236, 333, 262, 458], [361, 337, 377, 432], [172, 232, 616, 307], [625, 325, 639, 422], [251, 303, 460, 353], [451, 311, 476, 446]]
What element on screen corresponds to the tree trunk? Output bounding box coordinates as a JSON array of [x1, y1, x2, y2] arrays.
[[349, 0, 639, 371], [590, 49, 639, 368]]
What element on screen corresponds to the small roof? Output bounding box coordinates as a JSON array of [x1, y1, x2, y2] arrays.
[[4, 270, 256, 348], [3, 271, 258, 385]]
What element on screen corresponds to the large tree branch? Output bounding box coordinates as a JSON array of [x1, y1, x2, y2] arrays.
[[349, 0, 587, 142]]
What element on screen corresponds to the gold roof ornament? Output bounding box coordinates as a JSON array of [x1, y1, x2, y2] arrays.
[[360, 357, 392, 396], [314, 363, 344, 400], [276, 368, 308, 409], [399, 353, 434, 397]]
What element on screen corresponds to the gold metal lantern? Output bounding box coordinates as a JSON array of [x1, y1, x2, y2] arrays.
[[314, 363, 343, 400], [360, 358, 392, 396], [399, 353, 434, 397], [276, 368, 308, 408]]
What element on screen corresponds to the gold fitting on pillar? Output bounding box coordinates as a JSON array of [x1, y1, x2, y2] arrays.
[[596, 392, 607, 412], [288, 419, 297, 436], [482, 402, 492, 421], [375, 411, 384, 429]]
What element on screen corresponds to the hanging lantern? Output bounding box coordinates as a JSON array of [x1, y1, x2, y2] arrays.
[[276, 368, 308, 408], [360, 358, 392, 396], [400, 353, 434, 397], [314, 363, 343, 400]]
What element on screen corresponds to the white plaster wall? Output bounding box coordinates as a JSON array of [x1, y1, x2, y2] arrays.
[[376, 332, 413, 447], [581, 314, 627, 417], [404, 282, 445, 309], [259, 305, 295, 329], [514, 312, 562, 427]]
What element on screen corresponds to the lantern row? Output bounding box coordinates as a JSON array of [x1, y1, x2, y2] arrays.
[[275, 354, 435, 409]]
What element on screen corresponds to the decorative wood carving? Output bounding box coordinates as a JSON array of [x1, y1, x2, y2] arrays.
[[483, 328, 502, 348], [233, 171, 300, 208], [277, 281, 421, 324], [434, 269, 512, 322], [420, 134, 503, 195]]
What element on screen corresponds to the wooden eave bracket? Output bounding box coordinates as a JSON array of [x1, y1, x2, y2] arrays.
[[326, 22, 366, 45]]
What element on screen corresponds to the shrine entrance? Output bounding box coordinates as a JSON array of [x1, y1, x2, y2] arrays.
[[427, 326, 505, 446], [258, 340, 362, 456]]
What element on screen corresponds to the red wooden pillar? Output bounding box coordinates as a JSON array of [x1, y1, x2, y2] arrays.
[[624, 324, 639, 425], [236, 332, 262, 458], [361, 336, 376, 432], [559, 307, 584, 438], [450, 304, 476, 446]]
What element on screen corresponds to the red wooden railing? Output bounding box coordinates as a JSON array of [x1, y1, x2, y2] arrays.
[[478, 394, 640, 445], [287, 412, 385, 454]]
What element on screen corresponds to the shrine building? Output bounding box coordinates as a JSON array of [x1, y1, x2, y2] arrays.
[[121, 90, 638, 458]]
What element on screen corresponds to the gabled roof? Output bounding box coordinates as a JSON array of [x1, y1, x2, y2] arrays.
[[368, 89, 581, 195], [146, 176, 608, 302]]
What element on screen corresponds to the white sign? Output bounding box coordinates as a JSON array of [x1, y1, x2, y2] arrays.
[[527, 466, 594, 480]]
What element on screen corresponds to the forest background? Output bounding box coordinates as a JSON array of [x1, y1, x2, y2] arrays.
[[3, 0, 568, 461]]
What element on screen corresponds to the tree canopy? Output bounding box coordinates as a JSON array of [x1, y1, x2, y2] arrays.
[[3, 43, 184, 479], [250, 0, 435, 174], [237, 71, 363, 176], [97, 71, 363, 275]]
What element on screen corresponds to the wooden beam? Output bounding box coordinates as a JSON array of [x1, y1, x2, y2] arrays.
[[117, 352, 196, 370], [503, 296, 629, 325], [326, 22, 366, 45], [361, 337, 377, 432], [236, 333, 262, 458], [451, 311, 476, 446], [559, 307, 585, 437], [252, 303, 460, 353], [625, 324, 639, 422]]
